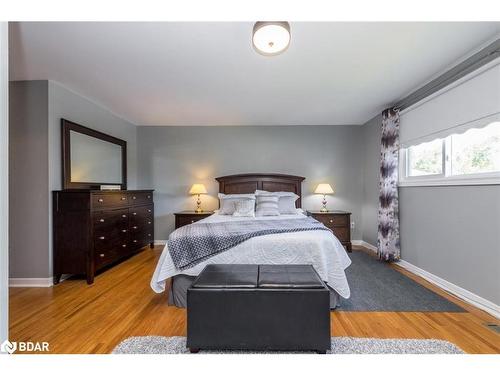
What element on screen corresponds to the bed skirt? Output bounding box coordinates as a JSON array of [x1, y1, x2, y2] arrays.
[[167, 274, 341, 309]]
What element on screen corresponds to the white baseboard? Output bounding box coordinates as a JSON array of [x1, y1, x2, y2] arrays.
[[352, 240, 377, 253], [9, 278, 53, 287], [154, 240, 167, 245], [397, 260, 500, 319]]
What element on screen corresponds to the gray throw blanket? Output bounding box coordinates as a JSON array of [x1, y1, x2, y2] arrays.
[[168, 217, 331, 270]]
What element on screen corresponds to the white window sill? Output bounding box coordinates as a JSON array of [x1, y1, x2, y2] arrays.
[[399, 175, 500, 187]]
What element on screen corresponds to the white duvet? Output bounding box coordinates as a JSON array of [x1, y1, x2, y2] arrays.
[[150, 212, 352, 298]]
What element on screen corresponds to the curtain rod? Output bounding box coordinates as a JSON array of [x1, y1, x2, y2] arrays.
[[393, 38, 500, 112]]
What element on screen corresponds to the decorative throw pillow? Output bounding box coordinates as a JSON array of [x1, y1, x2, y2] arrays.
[[233, 199, 255, 217], [218, 193, 255, 215], [255, 190, 299, 214], [255, 194, 280, 216]]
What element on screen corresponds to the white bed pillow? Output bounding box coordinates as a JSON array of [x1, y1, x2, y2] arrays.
[[255, 194, 280, 216], [218, 193, 255, 215], [255, 190, 299, 215], [233, 199, 255, 217]]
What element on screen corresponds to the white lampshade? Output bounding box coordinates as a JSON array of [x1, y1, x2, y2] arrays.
[[189, 184, 207, 195], [314, 183, 334, 195], [252, 22, 291, 56]]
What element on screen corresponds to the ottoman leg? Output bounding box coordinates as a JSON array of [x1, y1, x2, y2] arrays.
[[189, 348, 200, 353], [316, 350, 327, 354]]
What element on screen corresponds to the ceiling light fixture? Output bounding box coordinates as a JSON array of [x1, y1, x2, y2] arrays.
[[252, 22, 291, 56]]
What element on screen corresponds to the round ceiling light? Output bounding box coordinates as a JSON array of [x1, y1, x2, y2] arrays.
[[252, 22, 291, 56]]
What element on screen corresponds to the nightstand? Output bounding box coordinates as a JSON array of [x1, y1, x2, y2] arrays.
[[174, 211, 214, 229], [307, 210, 352, 252]]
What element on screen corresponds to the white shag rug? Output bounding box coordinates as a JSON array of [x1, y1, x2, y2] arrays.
[[112, 336, 464, 354]]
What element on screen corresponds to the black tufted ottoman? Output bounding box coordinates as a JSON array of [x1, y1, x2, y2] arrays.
[[186, 264, 331, 353]]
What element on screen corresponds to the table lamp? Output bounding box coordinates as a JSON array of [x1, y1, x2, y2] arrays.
[[314, 183, 334, 212], [189, 184, 208, 213]]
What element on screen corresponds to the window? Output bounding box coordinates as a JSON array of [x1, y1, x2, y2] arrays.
[[400, 121, 500, 186], [407, 138, 443, 177], [449, 122, 500, 176]]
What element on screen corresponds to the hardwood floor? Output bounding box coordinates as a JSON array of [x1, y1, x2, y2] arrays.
[[9, 246, 500, 354]]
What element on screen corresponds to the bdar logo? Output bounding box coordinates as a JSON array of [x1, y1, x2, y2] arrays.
[[1, 340, 17, 354]]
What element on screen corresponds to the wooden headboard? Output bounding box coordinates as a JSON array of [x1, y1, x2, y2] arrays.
[[215, 173, 305, 208]]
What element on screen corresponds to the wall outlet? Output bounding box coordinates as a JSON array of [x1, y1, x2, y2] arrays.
[[351, 221, 355, 229]]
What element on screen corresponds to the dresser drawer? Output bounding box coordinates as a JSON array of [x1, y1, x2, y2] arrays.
[[94, 231, 128, 252], [93, 208, 128, 228], [129, 227, 152, 249], [129, 237, 148, 249], [92, 193, 129, 208], [129, 223, 153, 239], [94, 249, 119, 268], [130, 205, 153, 225], [128, 192, 153, 206]]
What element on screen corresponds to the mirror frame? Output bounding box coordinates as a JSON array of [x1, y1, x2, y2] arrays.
[[61, 119, 127, 190]]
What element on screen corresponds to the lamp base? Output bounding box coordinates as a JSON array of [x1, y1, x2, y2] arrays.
[[320, 195, 328, 212], [195, 194, 203, 213]]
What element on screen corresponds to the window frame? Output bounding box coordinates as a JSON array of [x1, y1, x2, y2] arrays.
[[399, 132, 500, 187], [404, 138, 446, 180]]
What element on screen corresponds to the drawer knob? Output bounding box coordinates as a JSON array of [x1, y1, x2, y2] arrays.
[[132, 212, 137, 216], [99, 236, 105, 240], [133, 226, 138, 229], [147, 195, 151, 199], [122, 244, 127, 248], [133, 240, 138, 243], [99, 219, 105, 223], [329, 219, 333, 223], [147, 209, 151, 213], [148, 221, 151, 224], [191, 220, 195, 223], [99, 253, 105, 258], [121, 197, 126, 201], [132, 196, 136, 200], [148, 234, 151, 237], [122, 229, 127, 233], [98, 198, 104, 203], [122, 214, 127, 218]]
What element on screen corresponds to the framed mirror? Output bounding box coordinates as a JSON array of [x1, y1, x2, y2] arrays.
[[62, 119, 127, 190]]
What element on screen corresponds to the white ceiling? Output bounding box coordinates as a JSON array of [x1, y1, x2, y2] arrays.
[[9, 22, 500, 126]]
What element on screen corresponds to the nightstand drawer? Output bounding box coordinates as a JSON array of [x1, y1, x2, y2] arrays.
[[176, 215, 203, 228], [174, 211, 214, 229], [314, 214, 348, 228]]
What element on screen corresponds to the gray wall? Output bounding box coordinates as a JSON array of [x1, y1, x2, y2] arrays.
[[400, 186, 500, 305], [9, 81, 49, 278], [9, 80, 138, 279], [361, 115, 500, 305], [137, 125, 364, 240], [361, 114, 381, 246]]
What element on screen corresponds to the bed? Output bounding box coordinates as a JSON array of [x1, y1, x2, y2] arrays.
[[150, 173, 351, 308]]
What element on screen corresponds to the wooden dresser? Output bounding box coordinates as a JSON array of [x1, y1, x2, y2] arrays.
[[174, 211, 214, 229], [307, 211, 352, 252], [53, 190, 154, 284]]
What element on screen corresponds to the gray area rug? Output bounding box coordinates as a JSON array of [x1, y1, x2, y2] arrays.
[[338, 251, 464, 312], [112, 336, 464, 354]]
